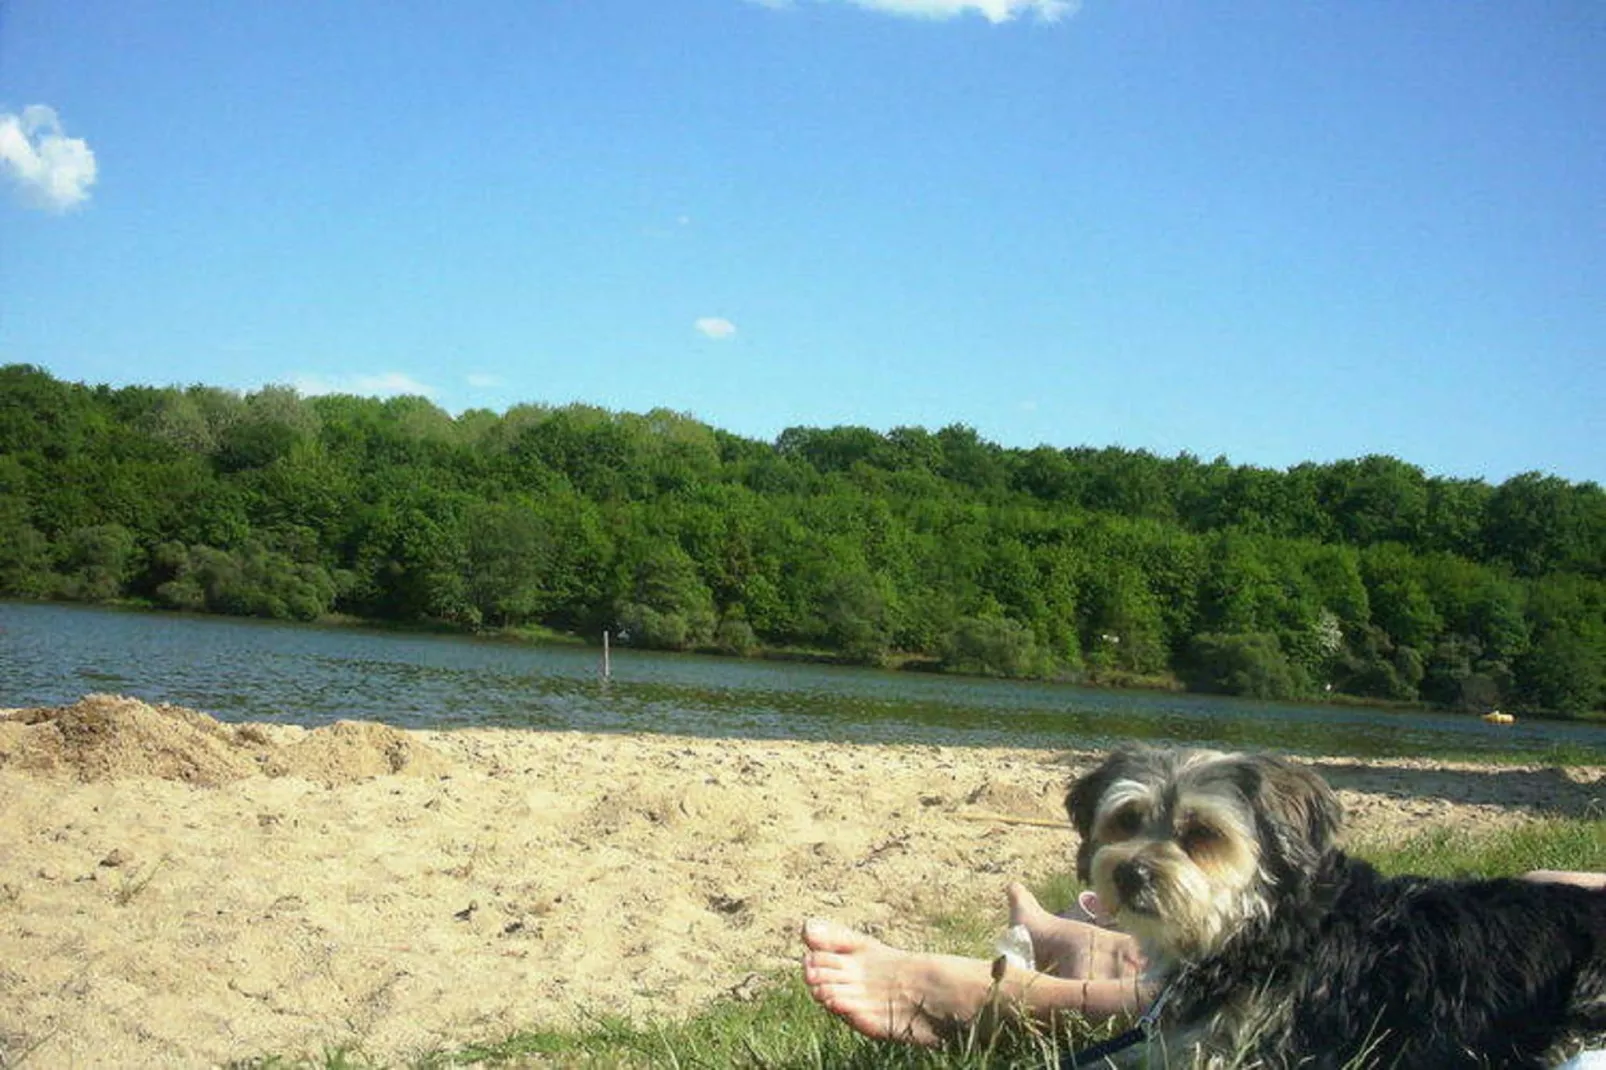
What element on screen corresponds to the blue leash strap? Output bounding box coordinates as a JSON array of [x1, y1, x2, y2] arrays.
[[1058, 1022, 1146, 1067], [1058, 969, 1185, 1068]]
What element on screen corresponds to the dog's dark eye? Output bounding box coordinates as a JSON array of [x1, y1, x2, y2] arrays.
[[1106, 808, 1142, 839], [1180, 825, 1219, 854]]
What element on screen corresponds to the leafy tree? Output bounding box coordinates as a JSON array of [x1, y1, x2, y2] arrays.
[[814, 565, 894, 665], [1514, 631, 1603, 715], [1197, 533, 1286, 637], [56, 524, 139, 602], [0, 364, 109, 460], [1302, 544, 1370, 627], [0, 453, 54, 597], [1079, 563, 1167, 674], [1184, 633, 1310, 700], [1332, 624, 1425, 702], [1484, 472, 1599, 577], [348, 499, 472, 622], [1421, 634, 1505, 712], [215, 420, 299, 473], [1021, 543, 1084, 671], [1318, 455, 1429, 546], [211, 385, 322, 473], [713, 614, 760, 657], [935, 424, 1009, 493], [461, 500, 555, 627], [1420, 477, 1491, 557], [942, 615, 1045, 678], [1511, 574, 1606, 713], [1013, 445, 1078, 503], [1064, 447, 1177, 522], [1361, 544, 1443, 650], [880, 426, 945, 473], [775, 425, 885, 475], [137, 387, 225, 454], [1, 364, 1602, 709], [0, 511, 53, 597], [614, 541, 716, 651], [153, 541, 336, 620]]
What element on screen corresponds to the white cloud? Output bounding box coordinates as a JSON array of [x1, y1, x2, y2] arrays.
[[851, 0, 1074, 20], [695, 317, 738, 341], [745, 0, 1076, 22], [291, 372, 439, 399], [0, 105, 98, 212]]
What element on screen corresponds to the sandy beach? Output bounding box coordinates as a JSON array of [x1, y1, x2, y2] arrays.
[[1, 695, 1601, 1067]]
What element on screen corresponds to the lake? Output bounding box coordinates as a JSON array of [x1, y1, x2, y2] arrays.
[[2, 600, 1602, 761]]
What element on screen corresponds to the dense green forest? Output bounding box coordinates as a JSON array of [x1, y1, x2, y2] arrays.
[[2, 363, 1603, 714]]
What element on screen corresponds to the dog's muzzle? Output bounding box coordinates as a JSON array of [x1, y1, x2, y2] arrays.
[[1113, 858, 1159, 914]]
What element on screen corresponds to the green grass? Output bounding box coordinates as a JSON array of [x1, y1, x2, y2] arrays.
[[1359, 815, 1606, 879], [1384, 739, 1606, 767], [240, 816, 1606, 1069]]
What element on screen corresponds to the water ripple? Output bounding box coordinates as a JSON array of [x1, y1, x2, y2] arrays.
[[3, 601, 1602, 760]]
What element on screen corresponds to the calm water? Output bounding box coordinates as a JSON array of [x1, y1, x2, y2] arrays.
[[2, 601, 1602, 761]]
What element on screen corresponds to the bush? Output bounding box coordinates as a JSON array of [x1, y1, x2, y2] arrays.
[[942, 615, 1044, 678], [616, 601, 708, 651], [714, 617, 759, 657], [614, 543, 717, 650], [153, 542, 336, 621], [1514, 631, 1604, 714], [1332, 626, 1424, 702], [1185, 632, 1311, 700], [818, 570, 892, 666], [0, 519, 54, 598], [56, 524, 139, 603]]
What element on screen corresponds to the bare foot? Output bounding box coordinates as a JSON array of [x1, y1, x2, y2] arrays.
[[1006, 883, 1144, 982], [1524, 869, 1606, 890], [801, 918, 1002, 1046]]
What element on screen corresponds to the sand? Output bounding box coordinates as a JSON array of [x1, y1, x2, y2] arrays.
[[0, 695, 1601, 1067]]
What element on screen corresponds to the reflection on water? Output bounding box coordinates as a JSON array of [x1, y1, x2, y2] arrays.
[[3, 600, 1603, 761]]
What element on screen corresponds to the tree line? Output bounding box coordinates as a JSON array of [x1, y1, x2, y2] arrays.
[[1, 363, 1602, 714]]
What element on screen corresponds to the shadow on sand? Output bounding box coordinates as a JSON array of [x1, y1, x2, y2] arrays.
[[1310, 760, 1605, 820]]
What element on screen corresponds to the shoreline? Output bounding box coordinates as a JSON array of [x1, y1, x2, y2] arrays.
[[13, 596, 1605, 724], [1, 696, 1602, 1066]]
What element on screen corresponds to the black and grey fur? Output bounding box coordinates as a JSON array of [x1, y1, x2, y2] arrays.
[[1066, 746, 1606, 1068]]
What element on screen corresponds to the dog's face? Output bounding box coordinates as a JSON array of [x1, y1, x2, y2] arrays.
[[1066, 747, 1342, 965]]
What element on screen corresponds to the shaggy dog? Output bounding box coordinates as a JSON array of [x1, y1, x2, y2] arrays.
[[1065, 746, 1606, 1068]]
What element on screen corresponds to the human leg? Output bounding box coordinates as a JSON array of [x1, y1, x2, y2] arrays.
[[800, 895, 1148, 1046], [1523, 870, 1606, 890], [1004, 882, 1143, 981], [800, 918, 1004, 1045]]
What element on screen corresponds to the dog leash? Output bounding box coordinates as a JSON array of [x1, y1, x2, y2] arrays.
[[1058, 965, 1190, 1068]]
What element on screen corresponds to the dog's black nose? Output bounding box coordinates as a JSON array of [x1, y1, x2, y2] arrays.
[[1113, 858, 1151, 904]]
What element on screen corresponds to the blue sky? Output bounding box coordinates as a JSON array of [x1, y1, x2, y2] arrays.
[[2, 1, 1603, 485]]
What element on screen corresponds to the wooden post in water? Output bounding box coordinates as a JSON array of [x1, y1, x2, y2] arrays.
[[602, 628, 611, 680]]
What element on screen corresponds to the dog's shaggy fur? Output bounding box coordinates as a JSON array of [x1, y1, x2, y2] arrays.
[[1066, 746, 1606, 1068]]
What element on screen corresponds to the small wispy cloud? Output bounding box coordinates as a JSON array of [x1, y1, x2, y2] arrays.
[[466, 373, 503, 389], [292, 372, 439, 399], [695, 317, 738, 341], [0, 104, 98, 212], [643, 213, 694, 239], [745, 0, 1076, 22]]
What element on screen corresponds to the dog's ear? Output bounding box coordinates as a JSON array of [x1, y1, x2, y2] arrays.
[[1065, 749, 1148, 882], [1240, 755, 1342, 879]]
